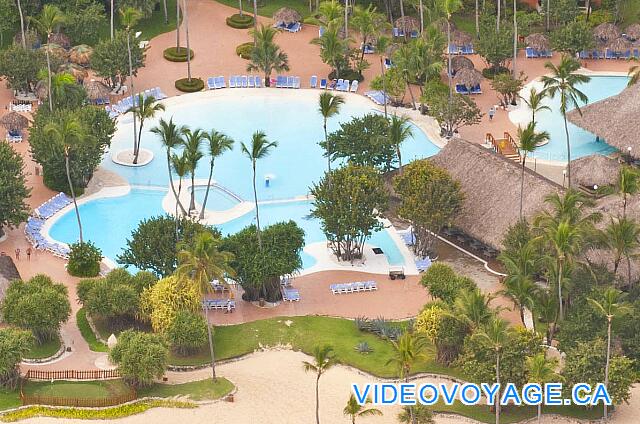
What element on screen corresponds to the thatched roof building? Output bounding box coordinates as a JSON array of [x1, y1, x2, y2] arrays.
[[524, 33, 549, 51], [450, 56, 474, 73], [429, 138, 564, 249], [0, 256, 20, 313], [570, 154, 620, 189], [625, 23, 640, 41], [395, 16, 419, 33], [567, 82, 638, 156], [273, 7, 301, 24], [451, 30, 472, 45], [453, 68, 483, 88], [593, 22, 620, 41], [607, 37, 631, 53]]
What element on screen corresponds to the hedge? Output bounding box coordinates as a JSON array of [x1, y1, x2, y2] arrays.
[[67, 242, 102, 277], [174, 78, 204, 93], [163, 47, 195, 62], [226, 13, 254, 29], [235, 42, 253, 59]]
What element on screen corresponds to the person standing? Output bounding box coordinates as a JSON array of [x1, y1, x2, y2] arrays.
[[488, 106, 496, 121], [14, 248, 20, 260], [26, 247, 32, 261]]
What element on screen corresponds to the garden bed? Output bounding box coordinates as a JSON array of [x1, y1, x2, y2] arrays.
[[175, 78, 204, 92], [24, 337, 62, 361], [163, 47, 194, 62]]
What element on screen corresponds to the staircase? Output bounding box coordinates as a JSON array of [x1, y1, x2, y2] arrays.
[[485, 132, 521, 162]]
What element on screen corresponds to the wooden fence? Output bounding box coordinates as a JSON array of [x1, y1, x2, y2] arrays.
[[20, 389, 137, 408], [25, 369, 120, 381]]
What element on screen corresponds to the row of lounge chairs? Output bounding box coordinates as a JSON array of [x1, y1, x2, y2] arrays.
[[392, 28, 419, 38], [6, 130, 23, 143], [210, 280, 230, 292], [525, 47, 553, 58], [106, 87, 167, 118], [275, 75, 301, 88], [274, 21, 301, 32], [579, 48, 640, 60], [10, 101, 32, 112], [330, 281, 377, 294], [34, 193, 72, 219], [455, 84, 482, 95], [364, 90, 390, 105], [202, 299, 236, 310], [448, 44, 475, 55], [230, 75, 263, 88], [328, 78, 358, 92], [24, 217, 71, 259]]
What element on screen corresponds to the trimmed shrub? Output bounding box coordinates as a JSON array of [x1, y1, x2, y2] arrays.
[[236, 42, 253, 59], [328, 69, 364, 82], [420, 263, 477, 304], [166, 310, 208, 356], [175, 77, 204, 93], [481, 66, 509, 79], [162, 46, 194, 62], [110, 330, 168, 387], [67, 241, 102, 277], [226, 13, 254, 29]]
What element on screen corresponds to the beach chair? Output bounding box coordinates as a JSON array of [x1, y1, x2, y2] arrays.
[[597, 50, 605, 59], [287, 76, 295, 88], [241, 75, 248, 88], [455, 84, 469, 94], [229, 76, 237, 88], [415, 257, 432, 273], [448, 44, 459, 55], [207, 77, 216, 90], [350, 80, 359, 92], [605, 49, 616, 59], [216, 76, 226, 89], [470, 84, 482, 95], [293, 76, 301, 88], [384, 58, 393, 69], [634, 49, 640, 59], [319, 26, 325, 37], [579, 50, 589, 59], [319, 78, 327, 89], [310, 75, 318, 88], [248, 75, 255, 88], [336, 79, 344, 91], [623, 50, 631, 60], [525, 47, 537, 58], [254, 75, 262, 87], [461, 44, 474, 54], [362, 43, 374, 54], [392, 27, 400, 37], [543, 50, 553, 58]]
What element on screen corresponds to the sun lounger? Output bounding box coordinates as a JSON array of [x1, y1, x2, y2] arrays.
[[216, 76, 226, 89], [579, 50, 589, 59], [310, 75, 318, 88], [350, 80, 359, 92], [282, 288, 300, 301], [384, 58, 393, 69], [392, 27, 405, 37], [319, 26, 325, 37], [448, 44, 459, 55], [287, 76, 295, 88], [248, 75, 255, 88], [462, 44, 474, 54], [336, 79, 344, 91], [623, 50, 631, 60], [207, 77, 216, 90], [364, 90, 389, 105], [254, 75, 262, 87], [241, 75, 248, 88], [229, 76, 237, 88], [400, 232, 415, 246], [596, 50, 605, 59], [541, 50, 553, 58], [634, 49, 640, 59], [470, 84, 482, 94], [293, 76, 301, 88], [319, 78, 327, 89], [455, 84, 469, 94], [605, 49, 615, 59], [362, 43, 374, 54], [525, 47, 538, 58], [415, 257, 432, 273]]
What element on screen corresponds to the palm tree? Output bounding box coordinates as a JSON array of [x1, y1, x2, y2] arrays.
[[240, 131, 278, 248], [588, 288, 631, 420], [618, 166, 640, 218], [17, 0, 26, 48], [247, 25, 290, 87], [110, 0, 114, 39], [318, 92, 344, 177], [182, 128, 204, 213], [473, 317, 512, 424], [176, 231, 235, 380], [389, 114, 414, 173], [602, 217, 640, 285], [302, 345, 336, 424], [44, 116, 87, 244], [393, 43, 419, 110], [526, 353, 559, 423], [175, 0, 181, 50], [521, 87, 550, 125], [499, 242, 540, 326], [200, 130, 235, 219], [627, 64, 639, 86], [182, 0, 193, 83], [535, 289, 558, 344], [440, 0, 463, 99], [39, 71, 85, 109], [311, 27, 349, 79], [127, 95, 165, 164], [31, 5, 65, 111], [343, 394, 382, 423], [120, 7, 143, 165], [453, 288, 495, 330], [541, 56, 590, 187], [351, 5, 386, 72], [374, 36, 391, 118], [171, 152, 190, 219], [252, 0, 259, 45], [540, 190, 599, 225], [151, 118, 188, 216], [512, 0, 517, 76], [517, 122, 549, 218]]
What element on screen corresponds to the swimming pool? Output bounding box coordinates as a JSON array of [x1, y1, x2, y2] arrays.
[[524, 75, 628, 161], [49, 92, 440, 271]]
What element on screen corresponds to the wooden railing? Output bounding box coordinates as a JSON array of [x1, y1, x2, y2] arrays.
[[485, 133, 499, 152], [503, 131, 521, 159], [25, 369, 120, 381], [20, 389, 136, 408]]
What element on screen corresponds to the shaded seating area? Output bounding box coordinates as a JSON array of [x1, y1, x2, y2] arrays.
[[448, 55, 473, 76], [393, 16, 419, 38], [84, 80, 111, 105], [448, 30, 474, 55], [524, 33, 552, 58], [34, 193, 72, 219], [580, 23, 636, 59], [25, 216, 71, 259], [1, 111, 29, 143], [273, 7, 302, 33], [453, 68, 483, 95], [570, 154, 621, 194], [330, 281, 377, 294]]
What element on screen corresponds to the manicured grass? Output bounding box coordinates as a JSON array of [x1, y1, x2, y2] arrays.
[[213, 0, 309, 21], [25, 338, 61, 360], [139, 378, 234, 401], [76, 308, 108, 352], [23, 379, 131, 399], [0, 389, 20, 412]]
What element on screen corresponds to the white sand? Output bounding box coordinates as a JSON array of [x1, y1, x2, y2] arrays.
[[18, 350, 640, 423]]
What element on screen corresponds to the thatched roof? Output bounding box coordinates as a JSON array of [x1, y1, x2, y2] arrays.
[[273, 7, 301, 24], [607, 37, 631, 52], [49, 32, 71, 49], [432, 18, 455, 34], [13, 29, 40, 48], [524, 33, 549, 51], [453, 67, 483, 88], [567, 83, 638, 155], [58, 63, 88, 82], [0, 256, 20, 307], [625, 23, 640, 41], [593, 22, 621, 41], [451, 30, 472, 45], [395, 16, 419, 33], [40, 43, 68, 61], [0, 112, 29, 131], [35, 80, 48, 100], [450, 55, 474, 72], [570, 154, 620, 188], [69, 44, 93, 66], [429, 138, 564, 249], [84, 79, 111, 100]]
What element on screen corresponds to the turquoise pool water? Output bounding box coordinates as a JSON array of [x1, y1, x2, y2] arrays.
[[530, 75, 628, 161], [50, 94, 440, 269]]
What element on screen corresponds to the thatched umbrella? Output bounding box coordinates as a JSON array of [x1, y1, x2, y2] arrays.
[[13, 29, 40, 49], [593, 22, 621, 41], [273, 7, 301, 24], [607, 37, 631, 53], [58, 63, 89, 82], [40, 43, 68, 61], [524, 33, 549, 51], [450, 55, 474, 72], [69, 44, 93, 66], [0, 112, 29, 132], [49, 33, 71, 49], [570, 155, 620, 188], [34, 80, 48, 101], [625, 23, 640, 41], [395, 16, 419, 33], [84, 80, 111, 102], [453, 67, 483, 88], [451, 30, 472, 46]]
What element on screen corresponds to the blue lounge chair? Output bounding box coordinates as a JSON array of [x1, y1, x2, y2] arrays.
[[319, 78, 327, 89], [287, 76, 295, 88], [254, 75, 262, 87], [350, 80, 359, 92], [470, 84, 482, 94], [392, 27, 400, 37], [342, 80, 350, 91], [448, 44, 459, 55], [462, 44, 474, 54], [384, 58, 393, 69], [634, 49, 640, 59], [275, 75, 284, 88], [362, 43, 374, 54], [579, 50, 589, 59], [597, 50, 605, 59], [207, 77, 216, 90], [605, 49, 616, 59], [318, 26, 325, 37], [293, 76, 300, 88], [216, 76, 226, 89], [310, 75, 318, 88], [542, 50, 553, 58], [525, 47, 537, 58], [455, 84, 469, 94], [229, 76, 237, 88], [623, 50, 631, 59], [410, 30, 419, 38], [336, 79, 344, 91], [415, 257, 432, 273], [241, 75, 248, 88]]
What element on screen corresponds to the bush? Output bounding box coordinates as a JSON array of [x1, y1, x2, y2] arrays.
[[110, 330, 168, 387], [162, 47, 194, 62], [175, 77, 204, 93], [166, 310, 208, 356], [328, 68, 364, 82], [236, 42, 253, 59], [481, 66, 510, 79], [226, 13, 254, 29], [67, 241, 102, 277], [420, 263, 477, 304]]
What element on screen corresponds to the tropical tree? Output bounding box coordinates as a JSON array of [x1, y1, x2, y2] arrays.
[[453, 288, 495, 330], [200, 130, 234, 219], [587, 288, 632, 420], [526, 353, 559, 423], [520, 87, 550, 125], [618, 166, 640, 218], [311, 26, 350, 79], [541, 56, 590, 187], [386, 332, 427, 424], [499, 242, 540, 326], [182, 128, 204, 213], [535, 289, 558, 344], [343, 394, 382, 423], [150, 118, 188, 216], [388, 114, 413, 172], [30, 5, 65, 111], [350, 4, 386, 72], [0, 143, 29, 238], [374, 36, 391, 117], [16, 0, 26, 48], [517, 122, 549, 218], [171, 152, 190, 219], [247, 25, 290, 87], [182, 0, 194, 83], [601, 217, 640, 285], [176, 231, 235, 380], [127, 95, 165, 164], [120, 7, 143, 165], [317, 91, 344, 177], [440, 0, 463, 98], [473, 317, 513, 424], [302, 345, 336, 424], [240, 131, 278, 248]]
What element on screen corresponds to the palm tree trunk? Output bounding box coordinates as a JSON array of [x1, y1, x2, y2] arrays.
[[200, 160, 215, 219], [176, 0, 181, 49], [397, 145, 402, 173], [627, 255, 632, 286], [252, 0, 259, 46], [110, 0, 114, 40], [537, 403, 541, 423], [136, 117, 144, 156], [496, 352, 501, 424], [623, 193, 627, 218], [447, 20, 453, 100], [604, 317, 611, 420], [344, 0, 349, 38], [167, 150, 188, 216], [557, 258, 564, 321], [513, 0, 517, 77], [418, 0, 424, 33], [406, 79, 416, 110], [585, 0, 591, 21], [127, 32, 139, 164], [545, 0, 550, 32], [324, 121, 332, 177], [238, 0, 243, 15], [315, 374, 321, 424], [184, 0, 192, 82], [496, 0, 501, 32], [252, 162, 262, 248], [17, 0, 26, 49], [379, 57, 388, 118], [202, 304, 217, 380], [519, 156, 526, 219], [46, 37, 53, 111], [189, 171, 196, 212], [65, 152, 84, 244], [163, 0, 168, 24], [475, 0, 479, 38], [563, 114, 571, 188]]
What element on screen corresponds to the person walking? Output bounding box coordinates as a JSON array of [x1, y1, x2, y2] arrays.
[[26, 247, 32, 261], [14, 248, 20, 260], [488, 106, 496, 121]]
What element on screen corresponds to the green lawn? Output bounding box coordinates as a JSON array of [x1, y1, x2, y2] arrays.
[[139, 378, 234, 401], [25, 338, 61, 360], [76, 308, 108, 352], [213, 0, 310, 21], [23, 380, 131, 399], [0, 389, 20, 412]]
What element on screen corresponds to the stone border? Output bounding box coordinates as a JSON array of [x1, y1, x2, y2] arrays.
[[84, 312, 109, 345], [110, 148, 154, 167], [22, 337, 66, 364]]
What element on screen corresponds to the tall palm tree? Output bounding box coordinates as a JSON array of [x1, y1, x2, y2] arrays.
[[526, 353, 559, 423], [541, 56, 590, 187], [452, 288, 495, 330], [252, 0, 259, 45], [440, 0, 463, 99], [343, 394, 382, 423], [176, 231, 235, 380], [240, 131, 278, 248], [627, 65, 640, 86], [120, 7, 143, 164], [171, 152, 190, 220], [473, 317, 513, 424], [512, 0, 517, 76], [31, 5, 65, 111], [318, 92, 345, 177], [110, 0, 114, 39], [535, 289, 558, 344], [17, 0, 26, 48], [248, 25, 290, 87], [520, 87, 550, 125], [151, 118, 188, 216], [351, 5, 386, 71], [374, 36, 391, 118], [44, 116, 87, 244], [601, 217, 640, 285], [175, 0, 181, 50], [200, 130, 235, 219], [540, 190, 599, 225], [182, 128, 204, 213], [393, 43, 419, 110], [302, 345, 336, 424], [389, 114, 414, 173], [311, 27, 349, 79], [127, 95, 165, 164], [517, 122, 549, 218], [588, 288, 631, 420], [182, 0, 193, 82], [499, 242, 540, 326], [618, 166, 640, 218]]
